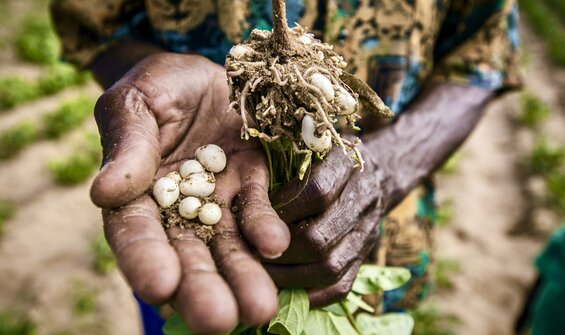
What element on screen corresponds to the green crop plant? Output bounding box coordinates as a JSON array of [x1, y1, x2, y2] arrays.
[[0, 77, 40, 111], [91, 233, 116, 275], [439, 152, 461, 175], [546, 173, 565, 213], [38, 63, 91, 95], [0, 310, 36, 335], [543, 0, 565, 21], [410, 303, 459, 335], [0, 122, 40, 159], [433, 258, 461, 290], [48, 132, 101, 185], [436, 199, 455, 228], [0, 68, 90, 112], [0, 200, 16, 237], [519, 93, 550, 128], [14, 15, 60, 65], [43, 96, 95, 139], [528, 139, 565, 176], [72, 282, 97, 317], [520, 0, 565, 67]]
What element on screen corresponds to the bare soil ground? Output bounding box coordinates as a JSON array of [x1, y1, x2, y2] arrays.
[[434, 23, 565, 335], [0, 5, 563, 335]]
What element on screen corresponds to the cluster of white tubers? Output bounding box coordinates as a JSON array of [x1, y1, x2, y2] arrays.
[[301, 73, 358, 153], [153, 144, 226, 226]]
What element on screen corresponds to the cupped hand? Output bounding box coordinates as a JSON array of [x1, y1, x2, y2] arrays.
[[91, 53, 290, 334], [261, 143, 390, 308]]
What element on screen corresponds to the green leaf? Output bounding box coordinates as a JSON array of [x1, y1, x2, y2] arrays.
[[162, 313, 195, 335], [352, 265, 411, 294], [356, 313, 414, 335], [322, 300, 358, 316], [302, 310, 359, 335], [268, 289, 309, 335], [345, 293, 374, 314]]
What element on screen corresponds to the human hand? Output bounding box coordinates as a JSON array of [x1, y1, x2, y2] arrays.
[[260, 83, 495, 308], [91, 53, 290, 334], [249, 142, 388, 308]]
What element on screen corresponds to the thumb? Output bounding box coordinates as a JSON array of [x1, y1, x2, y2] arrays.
[[90, 85, 161, 208], [235, 182, 290, 259]]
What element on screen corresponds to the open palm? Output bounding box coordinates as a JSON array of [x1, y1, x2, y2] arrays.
[[91, 53, 290, 334]]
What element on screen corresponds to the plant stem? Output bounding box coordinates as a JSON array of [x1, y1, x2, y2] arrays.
[[271, 0, 293, 53], [339, 301, 362, 334]]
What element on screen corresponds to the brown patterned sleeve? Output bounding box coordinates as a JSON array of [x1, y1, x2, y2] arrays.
[[50, 0, 145, 69], [431, 0, 522, 91]]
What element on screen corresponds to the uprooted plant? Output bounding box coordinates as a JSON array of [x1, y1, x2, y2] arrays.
[[225, 0, 392, 189]]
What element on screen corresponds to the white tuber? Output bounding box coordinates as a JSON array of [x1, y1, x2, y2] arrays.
[[180, 172, 216, 197], [335, 87, 357, 115], [229, 45, 253, 60], [195, 144, 227, 173], [301, 115, 332, 153], [179, 159, 205, 178], [297, 35, 312, 45], [309, 73, 334, 101], [198, 202, 222, 225], [153, 176, 180, 208], [178, 196, 202, 219], [166, 171, 182, 184]]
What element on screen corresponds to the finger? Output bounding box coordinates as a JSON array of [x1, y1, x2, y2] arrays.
[[265, 205, 379, 287], [269, 163, 381, 264], [103, 194, 180, 304], [235, 182, 290, 259], [91, 85, 161, 208], [307, 259, 363, 308], [269, 146, 355, 224], [167, 227, 239, 334], [210, 209, 279, 326]]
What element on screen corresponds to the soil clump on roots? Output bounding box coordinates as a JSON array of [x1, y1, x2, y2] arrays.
[[225, 0, 391, 186]]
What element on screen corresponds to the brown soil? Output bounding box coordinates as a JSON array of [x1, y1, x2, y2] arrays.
[[160, 196, 223, 245], [432, 22, 565, 335]]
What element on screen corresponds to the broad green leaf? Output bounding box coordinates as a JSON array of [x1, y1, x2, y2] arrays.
[[352, 265, 411, 294], [322, 300, 358, 316], [302, 310, 360, 335], [356, 313, 414, 335], [162, 313, 195, 335], [268, 289, 309, 335], [345, 293, 375, 314]]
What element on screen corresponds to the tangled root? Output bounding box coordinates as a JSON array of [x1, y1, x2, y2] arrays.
[[226, 26, 392, 180]]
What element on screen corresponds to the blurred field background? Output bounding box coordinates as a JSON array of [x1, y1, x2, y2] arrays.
[[0, 1, 563, 334]]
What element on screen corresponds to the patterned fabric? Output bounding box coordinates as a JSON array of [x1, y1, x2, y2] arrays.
[[378, 181, 436, 311], [51, 0, 521, 114]]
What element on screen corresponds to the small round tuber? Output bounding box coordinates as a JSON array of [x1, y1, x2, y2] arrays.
[[195, 144, 227, 173], [198, 202, 222, 225], [178, 196, 202, 219], [153, 176, 180, 208]]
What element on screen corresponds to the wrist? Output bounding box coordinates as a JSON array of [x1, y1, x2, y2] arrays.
[[89, 39, 164, 89], [362, 83, 494, 212]]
